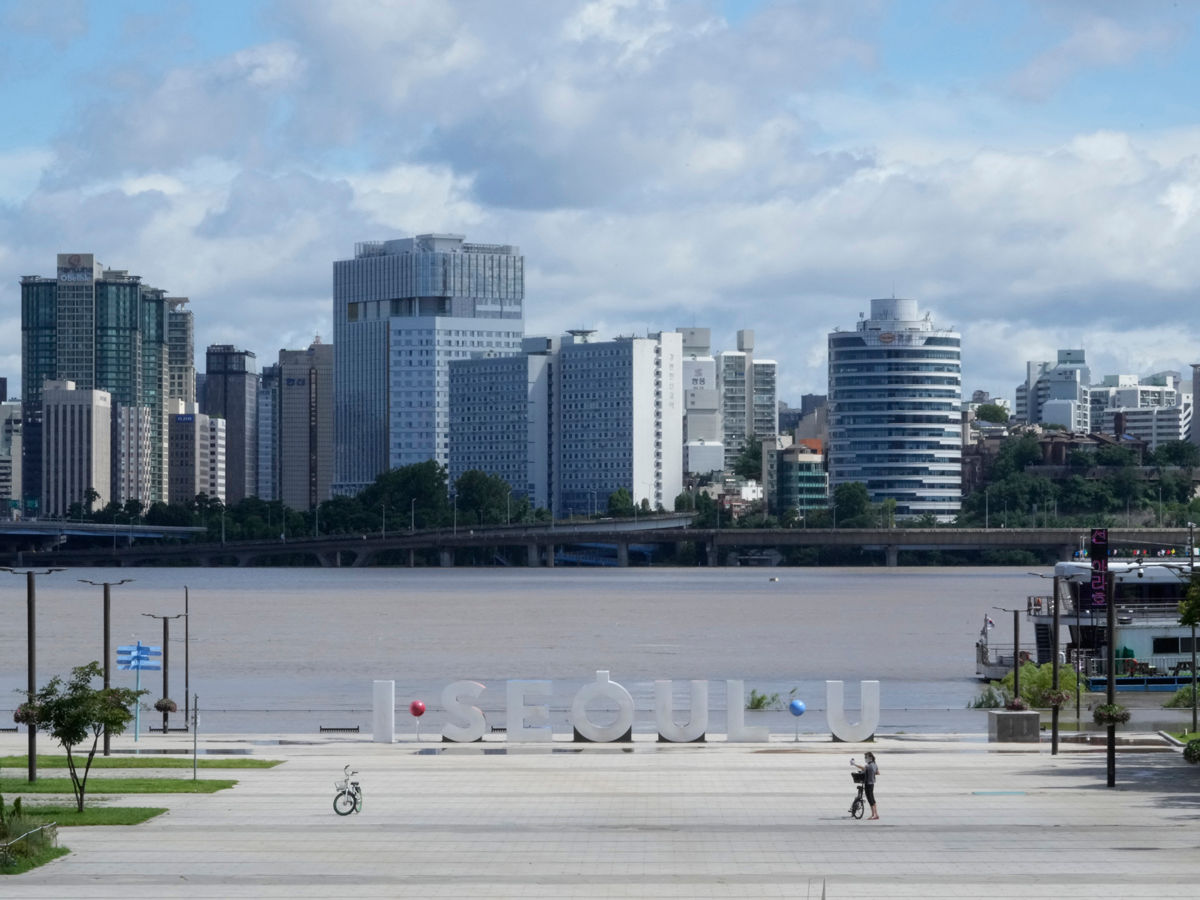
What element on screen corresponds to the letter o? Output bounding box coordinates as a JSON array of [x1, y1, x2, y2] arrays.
[[571, 670, 634, 742]]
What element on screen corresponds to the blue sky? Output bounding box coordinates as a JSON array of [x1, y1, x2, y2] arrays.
[[3, 0, 1200, 403]]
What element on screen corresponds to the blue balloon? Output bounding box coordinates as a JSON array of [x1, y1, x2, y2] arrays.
[[789, 699, 806, 716]]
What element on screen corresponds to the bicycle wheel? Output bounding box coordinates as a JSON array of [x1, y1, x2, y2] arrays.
[[850, 797, 864, 819], [333, 791, 356, 816], [354, 789, 363, 813]]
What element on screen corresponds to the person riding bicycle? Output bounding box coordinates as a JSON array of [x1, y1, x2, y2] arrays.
[[851, 751, 880, 820]]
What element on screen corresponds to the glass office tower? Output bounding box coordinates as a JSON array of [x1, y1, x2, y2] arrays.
[[332, 234, 524, 495]]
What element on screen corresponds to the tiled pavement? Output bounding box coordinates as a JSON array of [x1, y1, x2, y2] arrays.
[[4, 731, 1199, 899]]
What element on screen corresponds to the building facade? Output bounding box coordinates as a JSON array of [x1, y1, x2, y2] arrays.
[[1016, 350, 1091, 431], [203, 345, 258, 504], [449, 344, 552, 511], [0, 401, 21, 516], [677, 327, 723, 476], [332, 234, 525, 495], [775, 442, 829, 519], [558, 331, 683, 517], [168, 409, 226, 506], [256, 364, 281, 502], [717, 330, 777, 470], [41, 380, 111, 517], [827, 298, 962, 521], [167, 298, 196, 405], [278, 339, 334, 511]]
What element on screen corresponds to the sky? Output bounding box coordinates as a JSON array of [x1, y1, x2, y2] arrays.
[[3, 0, 1200, 406]]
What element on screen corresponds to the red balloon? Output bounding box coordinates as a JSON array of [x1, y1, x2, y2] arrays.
[[409, 700, 426, 717]]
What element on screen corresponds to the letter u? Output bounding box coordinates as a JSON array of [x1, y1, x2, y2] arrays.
[[825, 680, 880, 743]]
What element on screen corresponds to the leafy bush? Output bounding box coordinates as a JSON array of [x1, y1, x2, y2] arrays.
[[747, 689, 780, 710], [153, 698, 177, 713], [1164, 685, 1197, 709], [968, 685, 1006, 709], [0, 794, 54, 866], [1184, 740, 1200, 765], [990, 662, 1079, 708]]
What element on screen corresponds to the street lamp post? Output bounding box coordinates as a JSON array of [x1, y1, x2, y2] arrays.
[[410, 498, 416, 533], [1190, 521, 1197, 734], [142, 612, 184, 733], [80, 578, 132, 756], [220, 506, 226, 545], [381, 503, 386, 539], [506, 491, 511, 525], [2, 567, 64, 781]]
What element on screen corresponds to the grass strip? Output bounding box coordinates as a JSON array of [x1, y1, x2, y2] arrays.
[[21, 805, 167, 827], [0, 755, 279, 770], [0, 846, 69, 875], [0, 777, 235, 794]]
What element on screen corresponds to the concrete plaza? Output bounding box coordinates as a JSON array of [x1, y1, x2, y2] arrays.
[[4, 730, 1200, 899]]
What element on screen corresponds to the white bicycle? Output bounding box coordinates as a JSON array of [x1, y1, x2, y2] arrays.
[[333, 765, 362, 815]]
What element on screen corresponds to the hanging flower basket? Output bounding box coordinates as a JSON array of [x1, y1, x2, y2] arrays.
[[1043, 689, 1074, 708], [154, 698, 177, 713], [12, 703, 36, 726], [1005, 697, 1029, 712], [1092, 703, 1131, 726]]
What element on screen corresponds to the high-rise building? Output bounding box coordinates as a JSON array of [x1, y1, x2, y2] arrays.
[[449, 331, 684, 517], [20, 253, 171, 511], [41, 380, 111, 517], [676, 328, 723, 476], [169, 409, 226, 506], [256, 364, 281, 502], [167, 298, 196, 405], [202, 345, 258, 504], [278, 338, 334, 511], [558, 331, 683, 516], [1015, 350, 1091, 431], [332, 234, 525, 495], [112, 405, 152, 505], [828, 298, 961, 521], [449, 339, 554, 511], [718, 330, 777, 470], [0, 401, 22, 516]]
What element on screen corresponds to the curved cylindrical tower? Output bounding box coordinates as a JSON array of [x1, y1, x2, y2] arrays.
[[828, 299, 961, 521]]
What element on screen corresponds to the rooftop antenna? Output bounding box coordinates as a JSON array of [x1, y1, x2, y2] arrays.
[[567, 328, 597, 343]]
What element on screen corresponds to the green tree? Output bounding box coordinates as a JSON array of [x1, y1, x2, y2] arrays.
[[1151, 440, 1200, 468], [975, 403, 1008, 424], [454, 470, 512, 525], [833, 482, 871, 526], [607, 487, 635, 517], [732, 435, 763, 482], [18, 662, 144, 811]]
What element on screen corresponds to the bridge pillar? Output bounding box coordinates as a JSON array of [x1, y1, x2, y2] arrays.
[[1059, 544, 1074, 561], [546, 544, 555, 567], [707, 539, 719, 566], [351, 550, 370, 568], [527, 543, 540, 567], [315, 552, 335, 568], [616, 542, 629, 567], [885, 545, 899, 567], [408, 548, 415, 568], [439, 548, 454, 567]]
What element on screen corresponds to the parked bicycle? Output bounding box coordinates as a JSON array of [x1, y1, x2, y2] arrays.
[[333, 765, 362, 815]]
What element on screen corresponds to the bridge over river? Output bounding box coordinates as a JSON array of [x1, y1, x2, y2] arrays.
[[8, 519, 1191, 568]]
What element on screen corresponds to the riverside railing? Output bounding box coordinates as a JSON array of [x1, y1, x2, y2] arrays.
[[0, 822, 57, 866]]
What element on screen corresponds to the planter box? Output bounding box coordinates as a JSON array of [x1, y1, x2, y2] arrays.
[[988, 710, 1040, 743]]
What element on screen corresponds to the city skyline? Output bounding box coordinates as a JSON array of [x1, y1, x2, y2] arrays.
[[3, 2, 1200, 403]]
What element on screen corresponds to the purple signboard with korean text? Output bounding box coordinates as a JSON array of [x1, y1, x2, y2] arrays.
[[1089, 528, 1108, 608]]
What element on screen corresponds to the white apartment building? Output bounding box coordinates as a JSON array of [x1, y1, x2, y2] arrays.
[[717, 330, 777, 470], [676, 327, 723, 476], [41, 380, 111, 517], [168, 407, 226, 506], [1015, 350, 1091, 431], [1101, 405, 1192, 450]]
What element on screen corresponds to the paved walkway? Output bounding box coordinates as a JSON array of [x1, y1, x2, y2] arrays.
[[4, 731, 1200, 898]]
